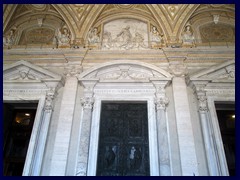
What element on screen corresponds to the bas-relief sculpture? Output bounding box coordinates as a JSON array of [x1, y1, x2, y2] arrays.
[[87, 19, 166, 50], [3, 28, 16, 49], [101, 19, 148, 50]]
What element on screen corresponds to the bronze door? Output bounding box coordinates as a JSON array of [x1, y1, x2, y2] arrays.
[[96, 102, 150, 176]]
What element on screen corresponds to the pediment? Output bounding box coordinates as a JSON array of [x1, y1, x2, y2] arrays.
[[190, 60, 235, 82], [3, 60, 62, 82], [79, 60, 172, 82]]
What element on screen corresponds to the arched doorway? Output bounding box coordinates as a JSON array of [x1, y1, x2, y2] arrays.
[[76, 60, 172, 176]]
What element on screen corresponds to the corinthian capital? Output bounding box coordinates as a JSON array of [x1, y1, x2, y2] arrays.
[[80, 97, 94, 110], [198, 95, 208, 112], [44, 90, 55, 112], [155, 97, 169, 110]]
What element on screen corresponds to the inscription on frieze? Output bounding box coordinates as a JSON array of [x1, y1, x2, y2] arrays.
[[94, 89, 155, 94], [206, 89, 235, 96]]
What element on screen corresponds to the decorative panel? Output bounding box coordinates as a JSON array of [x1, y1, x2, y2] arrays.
[[200, 24, 235, 43], [102, 19, 148, 50], [19, 28, 55, 45]]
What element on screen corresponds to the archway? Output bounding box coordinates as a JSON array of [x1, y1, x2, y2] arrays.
[[76, 60, 173, 176]]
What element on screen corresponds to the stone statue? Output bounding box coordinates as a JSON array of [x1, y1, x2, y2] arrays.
[[3, 29, 16, 49], [150, 26, 162, 43], [181, 24, 195, 47], [55, 26, 71, 47], [150, 26, 164, 48], [87, 27, 100, 45]]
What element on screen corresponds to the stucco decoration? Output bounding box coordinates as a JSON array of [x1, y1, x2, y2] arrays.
[[200, 24, 235, 43]]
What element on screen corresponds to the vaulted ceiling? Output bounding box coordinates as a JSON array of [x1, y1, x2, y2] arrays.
[[3, 4, 235, 44]]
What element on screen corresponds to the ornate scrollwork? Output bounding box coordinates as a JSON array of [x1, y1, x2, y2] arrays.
[[80, 97, 94, 110], [155, 97, 169, 110]]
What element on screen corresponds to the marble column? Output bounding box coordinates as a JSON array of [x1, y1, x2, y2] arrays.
[[194, 84, 219, 175], [155, 96, 171, 176], [76, 80, 97, 176], [49, 67, 80, 175], [31, 90, 55, 175], [76, 97, 94, 176], [170, 62, 199, 176]]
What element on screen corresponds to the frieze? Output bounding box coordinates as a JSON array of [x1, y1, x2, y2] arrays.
[[94, 89, 155, 94], [206, 89, 235, 96], [3, 89, 47, 96]]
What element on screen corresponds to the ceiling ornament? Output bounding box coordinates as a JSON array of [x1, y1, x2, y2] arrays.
[[30, 4, 48, 11], [167, 5, 180, 19], [115, 4, 137, 9]]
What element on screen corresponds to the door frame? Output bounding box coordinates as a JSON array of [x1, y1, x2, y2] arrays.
[[77, 60, 172, 176], [207, 97, 235, 175], [3, 60, 63, 175], [3, 97, 45, 175]]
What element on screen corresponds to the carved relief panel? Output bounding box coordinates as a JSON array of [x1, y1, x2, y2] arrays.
[[102, 19, 148, 50]]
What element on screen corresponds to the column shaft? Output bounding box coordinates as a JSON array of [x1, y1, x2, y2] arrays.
[[156, 108, 171, 176], [199, 111, 219, 175], [76, 107, 93, 176], [50, 76, 78, 175], [172, 77, 199, 176]]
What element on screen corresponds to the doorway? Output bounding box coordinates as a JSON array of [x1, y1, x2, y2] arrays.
[[215, 102, 235, 176], [96, 102, 150, 176], [3, 103, 38, 176]]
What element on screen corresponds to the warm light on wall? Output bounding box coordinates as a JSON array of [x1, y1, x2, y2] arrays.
[[232, 115, 235, 119]]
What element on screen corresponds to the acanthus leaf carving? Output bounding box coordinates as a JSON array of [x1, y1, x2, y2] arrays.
[[155, 97, 169, 110], [197, 95, 208, 112], [80, 97, 94, 110], [191, 83, 208, 112], [44, 89, 55, 112]]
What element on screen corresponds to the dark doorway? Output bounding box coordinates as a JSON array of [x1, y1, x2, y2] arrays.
[[96, 102, 150, 176], [3, 103, 38, 176], [215, 102, 235, 176]]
